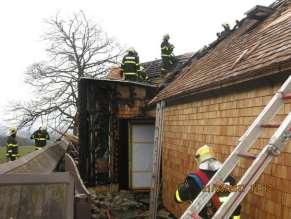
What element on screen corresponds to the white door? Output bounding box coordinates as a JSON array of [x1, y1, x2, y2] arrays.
[[131, 124, 155, 189]]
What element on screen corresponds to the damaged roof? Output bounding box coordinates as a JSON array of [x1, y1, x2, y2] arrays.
[[142, 53, 193, 79], [152, 0, 291, 103], [81, 77, 157, 88], [106, 53, 192, 86]]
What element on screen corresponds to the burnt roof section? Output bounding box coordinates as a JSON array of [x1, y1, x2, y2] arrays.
[[151, 0, 291, 103], [245, 5, 274, 20], [80, 77, 158, 88], [141, 53, 193, 79]]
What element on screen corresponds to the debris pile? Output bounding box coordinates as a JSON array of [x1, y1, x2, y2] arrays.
[[90, 190, 176, 219]]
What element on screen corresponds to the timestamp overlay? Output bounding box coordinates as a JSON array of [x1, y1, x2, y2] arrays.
[[202, 183, 271, 193]]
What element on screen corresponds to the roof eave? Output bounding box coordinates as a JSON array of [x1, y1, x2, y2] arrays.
[[150, 58, 291, 104]]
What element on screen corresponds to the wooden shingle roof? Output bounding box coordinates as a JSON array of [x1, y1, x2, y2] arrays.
[[152, 1, 291, 103]]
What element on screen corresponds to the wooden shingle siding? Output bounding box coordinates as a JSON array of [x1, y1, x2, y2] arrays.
[[162, 79, 291, 218]]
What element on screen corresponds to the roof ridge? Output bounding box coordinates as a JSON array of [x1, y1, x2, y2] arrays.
[[187, 0, 287, 62], [151, 0, 291, 103]]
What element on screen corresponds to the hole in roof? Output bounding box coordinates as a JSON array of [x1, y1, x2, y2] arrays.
[[245, 5, 273, 20], [261, 7, 291, 31], [240, 5, 275, 36]]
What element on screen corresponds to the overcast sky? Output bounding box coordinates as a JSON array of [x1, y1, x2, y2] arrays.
[[0, 0, 274, 126]]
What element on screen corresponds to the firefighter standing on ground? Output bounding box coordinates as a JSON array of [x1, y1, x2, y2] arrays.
[[175, 145, 241, 219], [121, 48, 141, 81], [161, 34, 175, 75], [31, 126, 50, 150], [6, 128, 19, 161]]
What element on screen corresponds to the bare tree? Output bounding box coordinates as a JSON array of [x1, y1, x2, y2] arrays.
[[10, 12, 121, 134]]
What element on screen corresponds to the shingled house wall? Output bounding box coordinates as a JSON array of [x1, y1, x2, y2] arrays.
[[162, 79, 291, 218]]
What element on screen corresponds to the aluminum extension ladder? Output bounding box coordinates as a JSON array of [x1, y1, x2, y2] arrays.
[[181, 75, 291, 219], [149, 101, 166, 219]]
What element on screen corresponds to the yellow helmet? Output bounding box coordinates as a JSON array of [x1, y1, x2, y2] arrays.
[[9, 127, 17, 135], [195, 145, 214, 165]]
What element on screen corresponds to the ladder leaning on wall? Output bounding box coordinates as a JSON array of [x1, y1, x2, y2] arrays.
[[149, 100, 166, 219], [181, 75, 291, 219]]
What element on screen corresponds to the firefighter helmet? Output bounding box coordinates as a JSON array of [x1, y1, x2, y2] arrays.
[[163, 34, 170, 40], [195, 145, 214, 165], [9, 127, 17, 135], [39, 126, 47, 131], [127, 47, 135, 53], [222, 23, 230, 30]]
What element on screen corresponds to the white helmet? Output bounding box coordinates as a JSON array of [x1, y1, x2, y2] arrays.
[[127, 47, 135, 53], [163, 34, 170, 40], [39, 126, 47, 131], [222, 23, 230, 30]]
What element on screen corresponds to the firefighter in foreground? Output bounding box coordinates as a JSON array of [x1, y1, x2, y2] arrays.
[[31, 126, 50, 150], [175, 145, 241, 219], [161, 34, 175, 75], [6, 128, 19, 161]]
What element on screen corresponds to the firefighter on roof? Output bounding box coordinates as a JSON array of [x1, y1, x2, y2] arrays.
[[6, 127, 19, 161], [121, 48, 149, 82], [175, 145, 241, 219], [31, 126, 50, 150], [161, 34, 175, 75], [121, 48, 141, 81]]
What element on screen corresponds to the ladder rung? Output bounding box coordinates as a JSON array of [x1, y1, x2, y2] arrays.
[[283, 93, 291, 100], [180, 76, 291, 219], [261, 124, 291, 131], [237, 152, 257, 159], [261, 124, 280, 128]]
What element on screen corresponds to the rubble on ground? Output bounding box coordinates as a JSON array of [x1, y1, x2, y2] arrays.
[[90, 189, 176, 219]]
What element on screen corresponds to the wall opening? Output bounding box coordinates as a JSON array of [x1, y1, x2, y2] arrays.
[[118, 119, 129, 189]]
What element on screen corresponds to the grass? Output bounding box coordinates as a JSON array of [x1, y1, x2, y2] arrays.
[[0, 145, 35, 163]]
